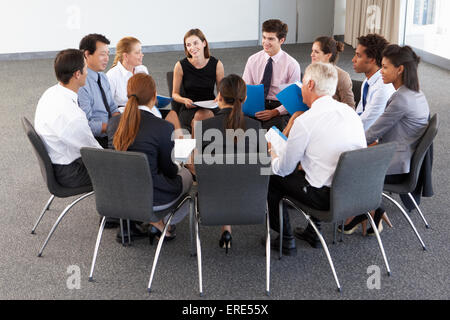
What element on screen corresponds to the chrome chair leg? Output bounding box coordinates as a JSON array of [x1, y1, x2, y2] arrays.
[[265, 208, 270, 296], [278, 200, 283, 260], [31, 194, 55, 234], [119, 219, 125, 246], [147, 211, 175, 293], [89, 216, 106, 282], [38, 191, 94, 257], [408, 192, 430, 229], [127, 219, 131, 246], [307, 216, 341, 292], [195, 214, 203, 297], [366, 212, 391, 276], [189, 198, 196, 257], [382, 193, 426, 250]]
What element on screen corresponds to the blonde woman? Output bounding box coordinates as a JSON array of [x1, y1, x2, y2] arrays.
[[107, 36, 181, 134]]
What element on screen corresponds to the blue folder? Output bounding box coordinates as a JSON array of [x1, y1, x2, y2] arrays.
[[242, 84, 265, 117], [156, 95, 172, 108], [276, 83, 309, 115]]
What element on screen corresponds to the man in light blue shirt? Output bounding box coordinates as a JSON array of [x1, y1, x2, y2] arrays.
[[352, 34, 395, 130], [78, 34, 119, 148]]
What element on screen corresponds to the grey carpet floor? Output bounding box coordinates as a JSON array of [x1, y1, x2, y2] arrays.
[[0, 43, 449, 300]]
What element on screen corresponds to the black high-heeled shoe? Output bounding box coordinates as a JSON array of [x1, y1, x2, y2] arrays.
[[337, 214, 368, 235], [367, 209, 393, 236], [219, 231, 232, 254], [148, 225, 176, 245]]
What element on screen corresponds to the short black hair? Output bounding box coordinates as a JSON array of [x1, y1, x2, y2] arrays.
[[383, 44, 421, 92], [79, 33, 110, 55], [357, 34, 389, 68], [262, 19, 288, 41], [54, 49, 85, 84]]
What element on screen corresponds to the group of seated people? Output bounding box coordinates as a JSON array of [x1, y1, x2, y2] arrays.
[[34, 19, 430, 256]]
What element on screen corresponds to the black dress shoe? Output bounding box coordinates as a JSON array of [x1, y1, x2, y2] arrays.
[[261, 235, 297, 256], [294, 226, 321, 249], [116, 221, 148, 243]]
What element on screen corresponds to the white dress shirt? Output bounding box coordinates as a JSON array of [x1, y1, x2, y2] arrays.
[[34, 84, 101, 165], [118, 105, 162, 118], [355, 70, 395, 131], [106, 61, 149, 107], [272, 95, 367, 188]]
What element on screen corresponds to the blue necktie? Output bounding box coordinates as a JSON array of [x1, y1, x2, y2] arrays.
[[362, 81, 369, 112], [261, 57, 273, 99]]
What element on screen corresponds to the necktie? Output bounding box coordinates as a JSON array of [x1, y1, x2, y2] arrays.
[[362, 81, 370, 112], [97, 73, 111, 118], [261, 57, 273, 99]]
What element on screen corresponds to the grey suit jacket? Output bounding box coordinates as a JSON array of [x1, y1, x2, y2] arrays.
[[365, 85, 429, 175]]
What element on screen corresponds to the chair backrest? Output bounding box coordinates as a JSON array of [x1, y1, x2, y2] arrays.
[[195, 153, 270, 226], [81, 147, 162, 223], [352, 79, 362, 106], [166, 71, 184, 115], [404, 113, 439, 191], [330, 143, 397, 222], [21, 117, 61, 195]]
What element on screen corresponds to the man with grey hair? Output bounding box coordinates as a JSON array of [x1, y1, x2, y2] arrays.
[[265, 62, 366, 254]]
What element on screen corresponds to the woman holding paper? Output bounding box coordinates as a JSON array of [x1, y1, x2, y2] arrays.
[[172, 29, 225, 133], [108, 73, 193, 244], [197, 74, 261, 253], [107, 36, 181, 132]]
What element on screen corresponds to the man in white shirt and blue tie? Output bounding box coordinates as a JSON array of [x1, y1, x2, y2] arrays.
[[353, 34, 395, 130], [35, 49, 102, 188]]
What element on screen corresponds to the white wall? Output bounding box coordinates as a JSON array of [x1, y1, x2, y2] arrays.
[[334, 0, 346, 35], [259, 0, 297, 44], [0, 0, 259, 55]]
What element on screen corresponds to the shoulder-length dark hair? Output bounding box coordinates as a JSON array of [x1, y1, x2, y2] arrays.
[[383, 44, 421, 92], [218, 74, 247, 131], [183, 29, 210, 59]]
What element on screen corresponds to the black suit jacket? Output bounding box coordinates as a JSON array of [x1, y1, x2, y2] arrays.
[[107, 110, 182, 206], [195, 108, 262, 154]]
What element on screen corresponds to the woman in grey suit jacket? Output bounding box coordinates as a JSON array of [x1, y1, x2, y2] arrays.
[[340, 45, 429, 236]]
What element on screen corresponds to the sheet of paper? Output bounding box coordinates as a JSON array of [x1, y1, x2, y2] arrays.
[[174, 139, 196, 162], [264, 126, 287, 155], [193, 100, 218, 109]]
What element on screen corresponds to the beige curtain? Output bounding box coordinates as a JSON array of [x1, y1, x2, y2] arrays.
[[345, 0, 402, 47]]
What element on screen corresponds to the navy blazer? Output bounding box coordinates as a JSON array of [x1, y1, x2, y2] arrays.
[[107, 110, 182, 206]]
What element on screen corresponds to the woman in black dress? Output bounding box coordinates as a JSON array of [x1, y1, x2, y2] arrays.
[[172, 29, 224, 133]]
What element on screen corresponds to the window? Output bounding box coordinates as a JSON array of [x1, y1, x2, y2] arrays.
[[404, 0, 450, 59]]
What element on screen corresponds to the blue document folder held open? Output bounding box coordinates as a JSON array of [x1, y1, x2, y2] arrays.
[[156, 95, 172, 108], [242, 84, 265, 117], [276, 83, 309, 115]]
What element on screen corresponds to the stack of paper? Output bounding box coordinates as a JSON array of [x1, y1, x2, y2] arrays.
[[276, 81, 309, 115], [264, 126, 288, 155], [174, 139, 196, 162], [193, 100, 218, 109], [242, 84, 265, 117]]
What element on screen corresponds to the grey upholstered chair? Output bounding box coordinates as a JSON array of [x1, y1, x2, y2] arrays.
[[166, 71, 184, 115], [382, 113, 439, 251], [193, 153, 271, 296], [80, 147, 194, 290], [279, 143, 397, 292], [352, 79, 362, 105], [22, 117, 94, 257]]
